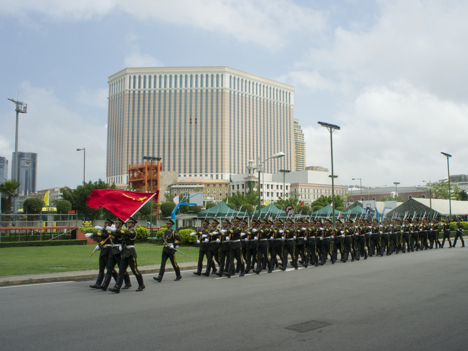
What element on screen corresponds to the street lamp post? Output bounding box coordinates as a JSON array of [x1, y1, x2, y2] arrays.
[[319, 122, 340, 227], [441, 152, 452, 218], [279, 169, 290, 199], [352, 178, 362, 202], [393, 182, 400, 200], [8, 98, 27, 214], [76, 148, 86, 183], [257, 152, 285, 217]]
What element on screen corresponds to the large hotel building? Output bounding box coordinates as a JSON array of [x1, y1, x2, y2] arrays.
[[106, 66, 305, 184]]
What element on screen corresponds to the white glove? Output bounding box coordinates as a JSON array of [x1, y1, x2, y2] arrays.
[[293, 236, 296, 239], [282, 237, 285, 241], [302, 228, 306, 231], [368, 226, 372, 229], [254, 237, 258, 241], [340, 231, 344, 234], [204, 238, 209, 243], [225, 237, 230, 242], [379, 225, 383, 227], [270, 236, 274, 240], [106, 226, 115, 232], [95, 244, 100, 251], [279, 230, 284, 233], [320, 237, 323, 240], [197, 240, 200, 244], [241, 233, 246, 237], [380, 231, 383, 234], [169, 244, 174, 249], [244, 238, 249, 241], [175, 245, 179, 249], [341, 234, 345, 237], [212, 231, 218, 234], [355, 226, 358, 229], [216, 238, 220, 243], [119, 246, 123, 252], [355, 233, 358, 236], [202, 234, 207, 238], [221, 229, 226, 233], [94, 226, 102, 230], [331, 236, 334, 239], [252, 228, 257, 232], [85, 233, 93, 238], [320, 227, 324, 231], [190, 232, 197, 236]]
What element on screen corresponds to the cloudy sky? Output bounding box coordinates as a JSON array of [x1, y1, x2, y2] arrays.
[[0, 0, 467, 190]]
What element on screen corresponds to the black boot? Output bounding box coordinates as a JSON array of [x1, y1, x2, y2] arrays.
[[109, 276, 123, 294], [153, 276, 162, 282], [135, 274, 145, 292], [223, 263, 231, 278], [90, 271, 104, 289], [99, 273, 112, 291], [122, 274, 132, 290]]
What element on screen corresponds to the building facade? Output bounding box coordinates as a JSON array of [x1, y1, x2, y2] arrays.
[[170, 178, 230, 204], [11, 152, 37, 196], [0, 156, 8, 183], [107, 66, 297, 184], [348, 186, 430, 202], [294, 119, 305, 171]]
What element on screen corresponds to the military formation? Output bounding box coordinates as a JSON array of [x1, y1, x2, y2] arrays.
[[84, 213, 465, 291]]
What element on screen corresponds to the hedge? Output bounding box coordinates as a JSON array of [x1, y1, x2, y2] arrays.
[[0, 239, 88, 248]]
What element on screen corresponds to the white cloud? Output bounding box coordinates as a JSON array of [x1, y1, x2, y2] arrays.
[[0, 0, 327, 49], [276, 70, 336, 93], [76, 87, 108, 108], [305, 81, 468, 187], [0, 82, 107, 189], [124, 50, 163, 68]]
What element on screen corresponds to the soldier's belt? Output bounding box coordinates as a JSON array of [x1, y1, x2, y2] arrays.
[[275, 238, 283, 241], [232, 240, 241, 243], [297, 237, 304, 239], [287, 238, 295, 241], [261, 239, 268, 241], [113, 244, 122, 247], [126, 245, 135, 248], [103, 244, 112, 247]]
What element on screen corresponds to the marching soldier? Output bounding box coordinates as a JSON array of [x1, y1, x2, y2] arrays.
[[204, 218, 221, 276], [295, 219, 307, 268], [320, 218, 335, 265], [370, 218, 381, 257], [283, 219, 298, 269], [86, 218, 118, 289], [380, 218, 390, 256], [216, 218, 233, 277], [192, 219, 215, 276], [420, 217, 429, 250], [453, 217, 465, 248], [227, 217, 245, 276], [401, 217, 411, 253], [410, 217, 420, 252], [93, 218, 132, 291], [109, 217, 145, 293], [333, 219, 345, 262], [245, 219, 259, 273], [355, 218, 367, 260], [253, 218, 272, 274], [270, 219, 286, 271], [342, 218, 354, 262], [429, 217, 440, 249], [153, 219, 182, 282], [440, 217, 452, 248]]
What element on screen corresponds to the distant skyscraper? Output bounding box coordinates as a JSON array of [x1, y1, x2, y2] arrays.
[[11, 152, 37, 195], [106, 66, 301, 184], [294, 119, 305, 171], [0, 157, 8, 183]]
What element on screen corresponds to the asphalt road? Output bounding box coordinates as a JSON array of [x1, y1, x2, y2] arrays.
[[1, 247, 468, 351]]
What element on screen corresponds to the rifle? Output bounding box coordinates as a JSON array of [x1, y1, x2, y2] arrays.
[[163, 236, 191, 258], [86, 236, 110, 262]]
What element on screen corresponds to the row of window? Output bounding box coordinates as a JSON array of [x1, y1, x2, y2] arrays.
[[109, 74, 292, 104]]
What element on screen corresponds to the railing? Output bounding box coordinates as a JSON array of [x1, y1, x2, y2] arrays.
[[0, 226, 79, 242]]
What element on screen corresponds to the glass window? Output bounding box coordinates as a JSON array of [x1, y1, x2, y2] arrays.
[[174, 75, 177, 88]]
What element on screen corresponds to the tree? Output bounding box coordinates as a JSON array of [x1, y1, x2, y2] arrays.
[[160, 202, 176, 217], [137, 200, 153, 217], [0, 180, 20, 226], [61, 179, 116, 219], [23, 198, 45, 214], [223, 191, 259, 210], [56, 200, 72, 214], [310, 195, 347, 212], [422, 180, 461, 200], [1, 197, 8, 213], [205, 202, 216, 209], [457, 190, 468, 201]]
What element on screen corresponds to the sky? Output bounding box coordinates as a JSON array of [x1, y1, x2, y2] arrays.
[[0, 0, 467, 191]]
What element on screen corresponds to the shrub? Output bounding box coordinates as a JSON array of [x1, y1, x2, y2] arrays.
[[134, 225, 150, 241], [156, 226, 167, 238], [23, 198, 45, 214], [178, 228, 196, 244], [449, 221, 468, 231], [56, 200, 72, 214]]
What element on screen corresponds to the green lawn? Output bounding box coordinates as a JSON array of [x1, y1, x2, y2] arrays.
[[0, 243, 200, 277]]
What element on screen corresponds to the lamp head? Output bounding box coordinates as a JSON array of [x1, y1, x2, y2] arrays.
[[318, 121, 341, 130], [271, 152, 285, 159], [441, 152, 452, 158]]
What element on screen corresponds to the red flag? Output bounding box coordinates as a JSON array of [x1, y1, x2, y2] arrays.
[[86, 189, 158, 222], [300, 201, 304, 206]]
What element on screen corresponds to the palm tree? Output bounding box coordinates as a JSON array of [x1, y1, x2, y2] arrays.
[[0, 180, 20, 227]]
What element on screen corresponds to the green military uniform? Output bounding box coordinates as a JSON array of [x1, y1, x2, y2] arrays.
[[110, 217, 145, 293], [227, 217, 245, 276], [153, 219, 182, 282], [270, 219, 286, 270], [194, 219, 216, 276], [245, 219, 259, 273], [87, 219, 118, 289], [320, 219, 335, 265], [205, 219, 221, 276], [453, 217, 465, 248], [440, 218, 451, 248], [254, 219, 272, 273], [283, 219, 298, 269], [217, 219, 233, 277]]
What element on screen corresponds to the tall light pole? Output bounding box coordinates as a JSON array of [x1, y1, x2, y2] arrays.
[[441, 152, 452, 218], [319, 121, 340, 227], [8, 98, 27, 214], [393, 182, 400, 200], [258, 152, 285, 216], [76, 148, 86, 183], [279, 169, 290, 199], [352, 177, 362, 202]]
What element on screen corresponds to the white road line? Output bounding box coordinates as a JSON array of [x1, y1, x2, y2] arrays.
[[0, 281, 71, 289]]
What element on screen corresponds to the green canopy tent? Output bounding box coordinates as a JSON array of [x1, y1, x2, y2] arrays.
[[251, 203, 287, 218], [197, 201, 248, 218], [342, 205, 367, 216], [311, 204, 343, 217]]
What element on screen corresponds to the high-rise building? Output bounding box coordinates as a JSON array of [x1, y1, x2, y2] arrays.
[[294, 119, 305, 171], [106, 66, 299, 184], [11, 152, 37, 195], [0, 157, 8, 183]]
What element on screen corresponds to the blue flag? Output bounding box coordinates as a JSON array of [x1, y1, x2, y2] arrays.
[[366, 207, 371, 217], [375, 207, 380, 222]]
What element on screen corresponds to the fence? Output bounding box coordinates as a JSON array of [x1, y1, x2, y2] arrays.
[[0, 226, 79, 242]]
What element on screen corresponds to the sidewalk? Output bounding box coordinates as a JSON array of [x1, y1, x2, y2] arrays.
[[0, 261, 200, 287]]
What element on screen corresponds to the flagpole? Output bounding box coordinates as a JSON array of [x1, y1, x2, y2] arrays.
[[125, 192, 158, 222]]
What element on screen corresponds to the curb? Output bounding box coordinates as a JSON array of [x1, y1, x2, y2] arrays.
[[0, 264, 199, 287]]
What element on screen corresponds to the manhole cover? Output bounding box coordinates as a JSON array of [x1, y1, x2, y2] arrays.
[[285, 320, 331, 333], [50, 267, 67, 269]]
